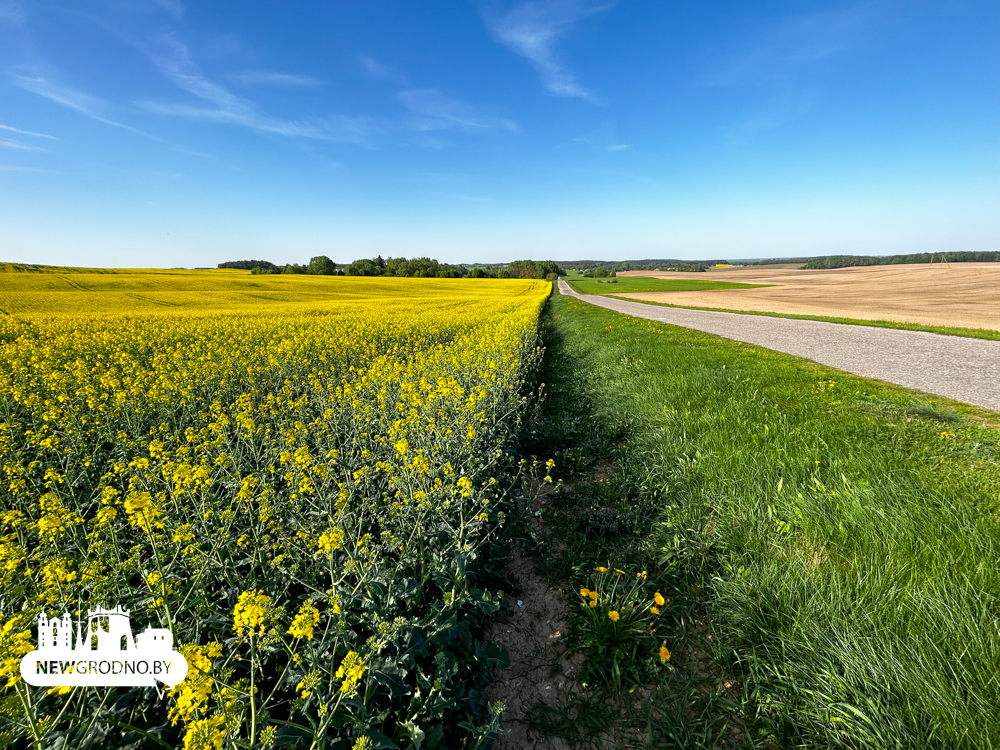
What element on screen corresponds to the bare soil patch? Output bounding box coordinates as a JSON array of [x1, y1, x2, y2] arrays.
[[616, 263, 1000, 331], [484, 510, 586, 750]]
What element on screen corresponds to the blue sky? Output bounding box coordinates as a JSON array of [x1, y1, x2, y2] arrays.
[[1, 1, 998, 267]]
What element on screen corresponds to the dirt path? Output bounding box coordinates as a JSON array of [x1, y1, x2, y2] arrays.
[[559, 280, 1000, 413], [616, 263, 1000, 331], [483, 539, 581, 750]]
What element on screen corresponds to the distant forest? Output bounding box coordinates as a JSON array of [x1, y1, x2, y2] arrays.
[[801, 251, 1000, 269], [558, 259, 730, 273], [217, 257, 564, 280]]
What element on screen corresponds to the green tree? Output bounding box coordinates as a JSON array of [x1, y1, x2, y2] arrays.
[[506, 259, 564, 279], [346, 258, 384, 276], [307, 256, 337, 275]]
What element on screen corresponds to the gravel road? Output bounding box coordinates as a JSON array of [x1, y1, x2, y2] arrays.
[[559, 279, 1000, 412]]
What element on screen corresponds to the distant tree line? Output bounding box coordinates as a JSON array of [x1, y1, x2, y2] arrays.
[[218, 257, 565, 280], [218, 257, 339, 275], [347, 257, 563, 280], [560, 259, 730, 274], [749, 257, 815, 266], [801, 252, 1000, 270]]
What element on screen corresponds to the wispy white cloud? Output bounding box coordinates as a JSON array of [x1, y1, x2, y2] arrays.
[[399, 89, 517, 132], [10, 74, 151, 135], [722, 115, 785, 145], [152, 0, 185, 20], [0, 123, 56, 139], [230, 70, 325, 88], [482, 0, 610, 101], [140, 36, 348, 138], [703, 4, 879, 88], [568, 119, 630, 150], [359, 54, 408, 85], [704, 5, 880, 145], [0, 137, 44, 151], [721, 94, 814, 145]]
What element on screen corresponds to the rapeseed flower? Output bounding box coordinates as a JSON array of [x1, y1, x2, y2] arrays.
[[233, 590, 272, 637], [182, 715, 226, 750], [288, 601, 320, 641]]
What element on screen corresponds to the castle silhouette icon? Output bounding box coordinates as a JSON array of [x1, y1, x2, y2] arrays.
[[20, 605, 189, 688]]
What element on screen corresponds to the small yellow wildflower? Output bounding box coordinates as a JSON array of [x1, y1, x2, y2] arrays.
[[594, 566, 608, 573], [650, 606, 660, 615], [589, 590, 598, 600], [588, 600, 597, 608], [653, 592, 665, 606], [608, 611, 620, 622], [659, 644, 671, 663], [579, 588, 590, 597]]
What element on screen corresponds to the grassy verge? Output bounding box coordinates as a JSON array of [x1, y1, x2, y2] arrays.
[[607, 295, 1000, 342], [566, 277, 765, 295], [528, 288, 1000, 749]]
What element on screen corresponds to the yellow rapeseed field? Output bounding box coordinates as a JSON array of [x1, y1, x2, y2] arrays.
[[0, 270, 550, 748]]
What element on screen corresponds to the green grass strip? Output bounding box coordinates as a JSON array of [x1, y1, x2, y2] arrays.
[[541, 287, 1000, 749], [566, 276, 765, 295]]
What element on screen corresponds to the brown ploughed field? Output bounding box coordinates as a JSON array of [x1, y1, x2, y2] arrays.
[[617, 262, 1000, 331]]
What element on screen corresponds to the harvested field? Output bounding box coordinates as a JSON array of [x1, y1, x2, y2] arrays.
[[617, 262, 1000, 331]]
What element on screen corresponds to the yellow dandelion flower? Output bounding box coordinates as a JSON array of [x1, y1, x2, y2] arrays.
[[579, 588, 590, 597], [608, 610, 620, 622], [653, 592, 665, 606], [650, 606, 660, 615], [659, 644, 671, 663]]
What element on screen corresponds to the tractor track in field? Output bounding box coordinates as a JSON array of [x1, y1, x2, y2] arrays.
[[559, 280, 1000, 413]]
